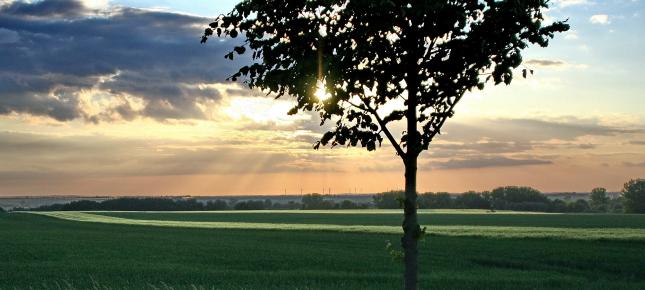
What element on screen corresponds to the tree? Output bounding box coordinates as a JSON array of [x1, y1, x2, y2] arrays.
[[589, 187, 609, 212], [419, 192, 452, 209], [622, 179, 645, 213], [301, 193, 335, 209], [608, 196, 625, 213], [234, 200, 268, 210], [373, 191, 404, 209], [454, 191, 489, 209], [490, 186, 549, 211], [201, 1, 567, 288], [550, 199, 568, 213], [339, 199, 364, 209], [568, 199, 590, 213], [205, 199, 231, 210]]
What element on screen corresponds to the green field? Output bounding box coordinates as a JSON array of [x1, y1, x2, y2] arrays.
[[92, 209, 645, 228], [1, 210, 645, 289]]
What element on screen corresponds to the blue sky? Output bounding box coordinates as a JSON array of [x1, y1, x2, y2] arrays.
[[111, 0, 645, 115], [112, 0, 239, 15], [0, 0, 643, 196]]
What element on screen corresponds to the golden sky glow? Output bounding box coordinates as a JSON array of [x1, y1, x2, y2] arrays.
[[0, 0, 643, 196]]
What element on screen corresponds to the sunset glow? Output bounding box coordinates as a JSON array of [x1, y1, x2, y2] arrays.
[[0, 0, 643, 196]]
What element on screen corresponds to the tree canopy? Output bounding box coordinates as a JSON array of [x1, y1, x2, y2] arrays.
[[590, 187, 609, 211], [202, 0, 568, 159], [623, 179, 645, 213]]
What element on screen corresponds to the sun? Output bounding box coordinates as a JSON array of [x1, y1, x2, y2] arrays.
[[314, 79, 331, 102]]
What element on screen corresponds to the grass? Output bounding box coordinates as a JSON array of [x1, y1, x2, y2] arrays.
[[90, 209, 645, 228], [29, 211, 645, 240], [1, 211, 644, 289]]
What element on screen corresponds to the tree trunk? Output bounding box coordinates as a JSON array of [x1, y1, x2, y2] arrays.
[[403, 57, 420, 290], [403, 16, 420, 289], [402, 155, 419, 290]]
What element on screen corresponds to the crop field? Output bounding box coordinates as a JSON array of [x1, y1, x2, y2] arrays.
[[92, 209, 645, 228], [1, 210, 645, 290]]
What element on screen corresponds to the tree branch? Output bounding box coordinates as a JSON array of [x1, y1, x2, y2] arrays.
[[347, 99, 406, 159], [425, 90, 466, 147]]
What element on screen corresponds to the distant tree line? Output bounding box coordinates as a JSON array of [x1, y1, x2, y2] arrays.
[[29, 198, 221, 211], [26, 195, 369, 212], [299, 194, 369, 210], [28, 198, 285, 212], [16, 179, 645, 213], [373, 179, 645, 214]]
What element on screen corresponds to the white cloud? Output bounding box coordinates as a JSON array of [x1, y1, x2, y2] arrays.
[[590, 14, 610, 25], [524, 59, 588, 70], [81, 0, 109, 10], [564, 30, 579, 40]]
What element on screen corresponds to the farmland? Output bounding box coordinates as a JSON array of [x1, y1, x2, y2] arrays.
[[1, 210, 644, 289]]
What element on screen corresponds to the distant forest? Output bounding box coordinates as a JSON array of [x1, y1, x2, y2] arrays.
[[18, 181, 644, 214]]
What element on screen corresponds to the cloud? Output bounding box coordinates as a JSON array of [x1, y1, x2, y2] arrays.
[[0, 131, 332, 181], [552, 0, 590, 7], [427, 156, 552, 170], [524, 59, 587, 69], [413, 116, 645, 170], [563, 30, 579, 40], [79, 0, 107, 10], [439, 117, 639, 143], [590, 14, 610, 25], [577, 143, 596, 149], [0, 0, 245, 122], [623, 161, 645, 167], [426, 141, 534, 159], [0, 27, 18, 43], [0, 0, 88, 18], [525, 59, 567, 67]]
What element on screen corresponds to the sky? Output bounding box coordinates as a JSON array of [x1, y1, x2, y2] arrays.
[[0, 0, 643, 196]]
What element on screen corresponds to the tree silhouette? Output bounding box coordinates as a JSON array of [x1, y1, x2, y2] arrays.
[[202, 1, 568, 288], [623, 179, 645, 213], [590, 187, 609, 212]]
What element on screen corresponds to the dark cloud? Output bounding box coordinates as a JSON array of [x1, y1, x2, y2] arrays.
[[0, 0, 244, 121], [426, 156, 552, 170], [0, 0, 87, 18], [0, 27, 18, 43]]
